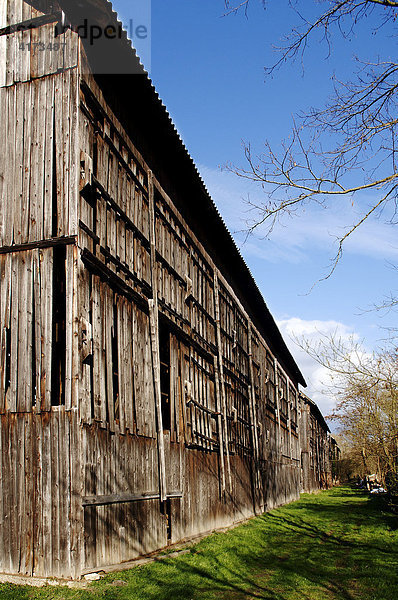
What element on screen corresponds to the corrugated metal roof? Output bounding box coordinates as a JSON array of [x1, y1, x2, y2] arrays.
[[300, 392, 330, 432], [59, 0, 306, 387]]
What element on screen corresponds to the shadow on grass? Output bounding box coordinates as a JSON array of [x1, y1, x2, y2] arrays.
[[94, 486, 398, 600]]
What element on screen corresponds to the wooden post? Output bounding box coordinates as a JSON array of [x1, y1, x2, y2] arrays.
[[213, 353, 226, 494], [247, 325, 259, 462], [274, 358, 282, 456], [148, 170, 167, 502], [247, 324, 262, 509], [213, 270, 232, 493]]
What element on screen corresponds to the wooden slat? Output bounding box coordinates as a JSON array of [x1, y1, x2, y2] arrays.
[[29, 78, 45, 242], [41, 413, 52, 575], [133, 304, 155, 438], [213, 270, 232, 492], [116, 297, 127, 433], [43, 75, 54, 239], [0, 88, 7, 242], [9, 253, 19, 412], [92, 275, 106, 425], [0, 1, 6, 87], [77, 258, 92, 424], [32, 250, 42, 412], [16, 251, 32, 412], [21, 81, 32, 242], [5, 85, 15, 244], [0, 254, 11, 413], [64, 244, 74, 410], [122, 300, 135, 433], [104, 286, 115, 432], [39, 248, 53, 411]]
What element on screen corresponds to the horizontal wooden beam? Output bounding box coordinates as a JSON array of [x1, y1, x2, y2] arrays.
[[91, 176, 151, 250], [0, 236, 76, 255], [0, 12, 62, 37], [81, 247, 151, 305], [79, 220, 99, 243], [83, 491, 182, 507]]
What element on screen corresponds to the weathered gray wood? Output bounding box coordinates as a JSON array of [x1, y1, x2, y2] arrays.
[[213, 270, 232, 492]]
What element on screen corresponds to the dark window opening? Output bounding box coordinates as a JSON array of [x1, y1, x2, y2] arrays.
[[266, 354, 276, 409], [159, 320, 171, 431], [112, 296, 120, 421], [166, 498, 172, 541], [93, 134, 98, 178], [51, 246, 66, 406]]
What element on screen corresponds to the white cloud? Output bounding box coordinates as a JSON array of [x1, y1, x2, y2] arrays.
[[199, 164, 398, 264], [276, 317, 359, 419]]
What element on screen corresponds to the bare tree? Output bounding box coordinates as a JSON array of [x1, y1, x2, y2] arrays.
[[225, 0, 398, 279], [296, 333, 398, 489]]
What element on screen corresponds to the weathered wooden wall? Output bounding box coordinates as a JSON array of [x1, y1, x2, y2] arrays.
[[0, 0, 82, 579], [299, 395, 331, 493], [74, 68, 303, 573], [0, 0, 332, 580]]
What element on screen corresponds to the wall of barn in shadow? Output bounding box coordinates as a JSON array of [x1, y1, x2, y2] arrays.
[[0, 0, 335, 580]]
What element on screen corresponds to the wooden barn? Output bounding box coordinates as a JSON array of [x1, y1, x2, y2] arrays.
[[299, 393, 332, 493], [0, 0, 334, 580]]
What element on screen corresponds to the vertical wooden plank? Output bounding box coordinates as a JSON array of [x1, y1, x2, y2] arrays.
[[41, 412, 52, 575], [0, 0, 7, 88], [59, 411, 71, 577], [65, 245, 74, 410], [92, 276, 106, 425], [32, 250, 41, 412], [69, 410, 83, 579], [9, 253, 19, 413], [21, 81, 32, 243], [68, 68, 79, 238], [116, 297, 127, 433], [1, 417, 11, 572], [274, 359, 282, 456], [248, 326, 259, 462], [50, 410, 60, 576], [0, 88, 7, 244], [16, 416, 26, 572], [5, 0, 16, 86], [17, 251, 33, 412], [70, 245, 80, 411], [9, 415, 19, 572], [147, 170, 167, 501], [29, 78, 45, 242], [23, 413, 34, 575], [105, 287, 115, 432], [43, 75, 54, 239], [40, 248, 53, 411], [5, 85, 15, 245], [78, 261, 92, 424], [53, 71, 68, 236], [123, 301, 135, 433], [13, 78, 24, 245], [148, 298, 167, 502], [213, 270, 231, 492], [0, 254, 11, 413]]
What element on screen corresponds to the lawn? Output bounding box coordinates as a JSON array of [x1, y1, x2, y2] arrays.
[[1, 486, 397, 600]]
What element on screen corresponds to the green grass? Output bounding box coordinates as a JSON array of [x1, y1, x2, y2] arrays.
[[1, 486, 397, 600]]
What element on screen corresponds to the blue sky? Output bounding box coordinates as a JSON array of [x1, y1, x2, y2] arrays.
[[111, 0, 397, 414]]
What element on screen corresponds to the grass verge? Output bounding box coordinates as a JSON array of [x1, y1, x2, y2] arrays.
[[1, 486, 397, 600]]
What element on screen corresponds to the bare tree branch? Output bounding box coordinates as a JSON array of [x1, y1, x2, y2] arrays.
[[225, 1, 398, 282]]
